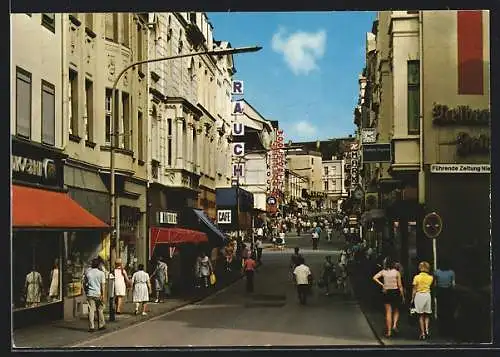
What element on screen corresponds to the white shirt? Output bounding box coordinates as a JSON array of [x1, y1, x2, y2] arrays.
[[257, 228, 264, 236], [293, 264, 312, 285]]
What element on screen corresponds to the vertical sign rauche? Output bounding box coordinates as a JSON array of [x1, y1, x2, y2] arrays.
[[231, 80, 245, 185]]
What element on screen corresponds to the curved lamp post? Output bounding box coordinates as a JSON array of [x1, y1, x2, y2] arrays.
[[107, 45, 262, 320]]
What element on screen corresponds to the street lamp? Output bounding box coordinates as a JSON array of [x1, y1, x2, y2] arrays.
[[107, 45, 262, 320]]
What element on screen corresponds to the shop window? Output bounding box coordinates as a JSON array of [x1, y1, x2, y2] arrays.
[[63, 232, 102, 298], [407, 60, 420, 134], [12, 232, 62, 310], [41, 80, 55, 146], [16, 67, 31, 139]]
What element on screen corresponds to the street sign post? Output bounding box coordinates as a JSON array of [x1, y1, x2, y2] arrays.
[[423, 212, 443, 239], [423, 211, 442, 320]]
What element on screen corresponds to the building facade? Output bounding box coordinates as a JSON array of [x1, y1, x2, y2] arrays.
[[322, 157, 347, 209], [358, 10, 491, 342], [11, 13, 110, 326], [63, 13, 150, 278]]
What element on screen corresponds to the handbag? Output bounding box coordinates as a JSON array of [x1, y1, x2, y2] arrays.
[[210, 273, 216, 286]]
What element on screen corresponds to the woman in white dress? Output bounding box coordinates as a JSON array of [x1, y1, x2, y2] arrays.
[[114, 259, 130, 314], [131, 264, 151, 316], [48, 259, 59, 302]]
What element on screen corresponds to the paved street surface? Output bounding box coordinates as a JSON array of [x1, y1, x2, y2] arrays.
[[75, 232, 380, 347]]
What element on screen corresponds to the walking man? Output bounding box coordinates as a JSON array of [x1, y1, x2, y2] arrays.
[[243, 255, 257, 293], [293, 256, 313, 305], [84, 258, 106, 332], [255, 237, 263, 264]]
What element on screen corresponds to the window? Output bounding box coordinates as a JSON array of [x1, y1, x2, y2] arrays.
[[41, 81, 55, 146], [311, 158, 314, 165], [167, 139, 172, 166], [12, 232, 62, 310], [122, 13, 129, 47], [407, 60, 420, 134], [122, 92, 130, 150], [167, 118, 173, 166], [85, 13, 93, 32], [151, 106, 158, 160], [324, 181, 329, 191], [105, 13, 118, 42], [16, 67, 31, 138], [189, 12, 196, 23], [85, 79, 93, 142], [152, 161, 159, 180], [137, 24, 143, 60], [324, 166, 328, 175], [137, 23, 144, 73], [182, 121, 187, 162], [68, 69, 79, 137], [42, 13, 55, 32], [193, 127, 197, 168], [105, 88, 112, 145], [138, 111, 144, 160]]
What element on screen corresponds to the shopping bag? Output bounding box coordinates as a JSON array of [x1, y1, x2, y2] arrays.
[[164, 282, 171, 296], [210, 273, 216, 285]]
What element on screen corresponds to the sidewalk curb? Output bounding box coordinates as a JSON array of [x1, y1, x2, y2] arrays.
[[69, 272, 246, 347], [348, 276, 385, 347]]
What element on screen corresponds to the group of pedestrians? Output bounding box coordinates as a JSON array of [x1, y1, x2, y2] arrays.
[[372, 257, 456, 340], [83, 258, 154, 332]]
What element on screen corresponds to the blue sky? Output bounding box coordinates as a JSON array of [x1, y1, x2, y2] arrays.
[[208, 11, 376, 142]]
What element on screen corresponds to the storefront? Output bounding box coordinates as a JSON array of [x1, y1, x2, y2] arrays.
[[198, 186, 216, 222], [12, 138, 109, 328], [425, 164, 491, 341]]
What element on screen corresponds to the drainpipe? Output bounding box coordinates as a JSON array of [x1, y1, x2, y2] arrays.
[[418, 11, 437, 319]]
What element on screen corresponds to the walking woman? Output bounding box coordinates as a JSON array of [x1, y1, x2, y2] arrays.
[[131, 264, 152, 316], [373, 257, 405, 337], [198, 252, 213, 288], [113, 259, 130, 314], [411, 261, 434, 340]]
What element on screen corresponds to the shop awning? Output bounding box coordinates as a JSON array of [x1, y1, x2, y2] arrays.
[[12, 185, 109, 230], [193, 209, 228, 246], [150, 227, 208, 256]]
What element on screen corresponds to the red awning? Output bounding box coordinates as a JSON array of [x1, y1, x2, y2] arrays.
[[12, 185, 109, 230], [150, 227, 208, 256]]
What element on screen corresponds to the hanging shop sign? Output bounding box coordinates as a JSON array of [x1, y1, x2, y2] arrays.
[[267, 128, 285, 206], [231, 80, 245, 183], [423, 212, 443, 239], [432, 104, 490, 126], [362, 143, 392, 163], [343, 140, 361, 192], [430, 164, 490, 174], [11, 139, 65, 189], [217, 209, 232, 224]]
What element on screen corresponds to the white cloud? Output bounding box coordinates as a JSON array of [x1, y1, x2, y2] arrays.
[[271, 28, 327, 75], [292, 120, 317, 138]]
